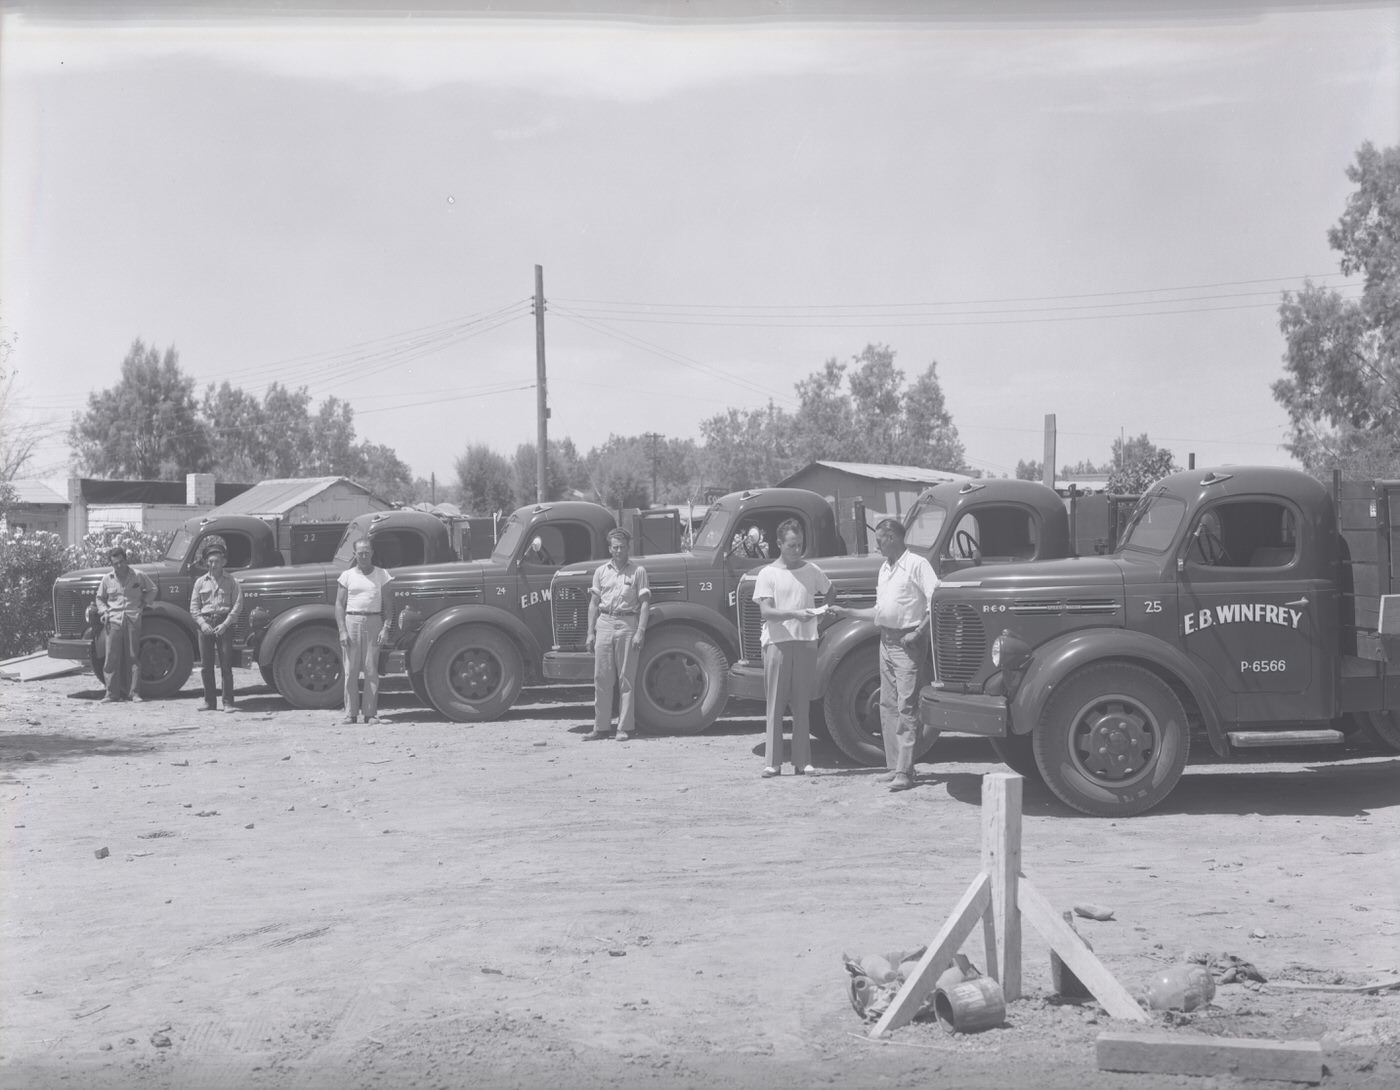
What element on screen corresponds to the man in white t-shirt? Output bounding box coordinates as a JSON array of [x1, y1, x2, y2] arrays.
[[336, 539, 394, 725], [753, 519, 833, 778]]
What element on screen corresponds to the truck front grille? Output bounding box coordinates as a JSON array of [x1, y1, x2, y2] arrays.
[[552, 584, 590, 649], [54, 583, 99, 639], [933, 603, 988, 684], [737, 583, 763, 662]]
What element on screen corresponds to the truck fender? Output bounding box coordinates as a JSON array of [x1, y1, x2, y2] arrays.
[[144, 602, 201, 650], [258, 604, 339, 668], [814, 618, 879, 695], [407, 605, 541, 677], [1008, 627, 1228, 755], [643, 602, 740, 658]]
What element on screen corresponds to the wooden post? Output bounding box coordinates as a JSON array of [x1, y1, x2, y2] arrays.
[[981, 772, 1022, 1000]]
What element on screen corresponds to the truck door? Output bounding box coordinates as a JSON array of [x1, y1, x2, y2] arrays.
[[516, 521, 592, 646], [938, 506, 1041, 576], [1176, 498, 1333, 723]]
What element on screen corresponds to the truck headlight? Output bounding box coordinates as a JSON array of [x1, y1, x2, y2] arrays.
[[990, 629, 1030, 671], [398, 606, 423, 635], [249, 606, 271, 632]]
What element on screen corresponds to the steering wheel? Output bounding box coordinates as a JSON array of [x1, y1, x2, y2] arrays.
[[1197, 524, 1230, 566], [955, 529, 980, 560]]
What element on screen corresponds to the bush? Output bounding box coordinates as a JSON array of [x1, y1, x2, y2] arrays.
[[0, 529, 68, 660], [0, 527, 176, 659]]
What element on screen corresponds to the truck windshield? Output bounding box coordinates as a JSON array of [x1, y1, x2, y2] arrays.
[[691, 505, 733, 552], [492, 516, 526, 563], [903, 498, 948, 554], [1117, 491, 1187, 554], [165, 528, 193, 562]]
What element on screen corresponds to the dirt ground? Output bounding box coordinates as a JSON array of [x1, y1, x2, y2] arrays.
[[2, 669, 1399, 1090]]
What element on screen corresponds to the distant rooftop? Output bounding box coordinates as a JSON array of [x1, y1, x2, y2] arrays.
[[6, 480, 68, 505], [781, 461, 973, 485], [212, 477, 370, 517]]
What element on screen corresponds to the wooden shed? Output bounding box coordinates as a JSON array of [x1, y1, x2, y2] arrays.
[[777, 460, 973, 552]]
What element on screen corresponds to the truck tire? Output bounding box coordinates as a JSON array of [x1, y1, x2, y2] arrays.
[[1358, 711, 1400, 752], [409, 668, 431, 708], [258, 663, 277, 690], [136, 617, 194, 699], [423, 624, 523, 722], [635, 626, 728, 734], [1033, 663, 1189, 817], [273, 626, 344, 710], [823, 649, 939, 766], [990, 734, 1041, 781]]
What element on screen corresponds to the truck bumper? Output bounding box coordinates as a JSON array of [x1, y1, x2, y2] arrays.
[[919, 685, 1008, 738], [48, 637, 93, 661], [726, 661, 766, 702], [542, 651, 596, 681]]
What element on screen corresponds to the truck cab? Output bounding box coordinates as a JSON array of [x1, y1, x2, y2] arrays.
[[47, 514, 287, 698], [376, 501, 618, 722], [729, 478, 1075, 764], [235, 508, 461, 705], [543, 488, 849, 734], [920, 466, 1400, 817]]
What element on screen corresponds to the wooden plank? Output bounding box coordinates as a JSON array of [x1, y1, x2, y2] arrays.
[[981, 773, 1022, 1000], [1341, 528, 1379, 562], [1266, 975, 1400, 994], [1019, 878, 1147, 1022], [1096, 1031, 1323, 1083], [868, 872, 991, 1038]]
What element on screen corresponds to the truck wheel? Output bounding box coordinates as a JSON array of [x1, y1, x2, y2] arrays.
[[1034, 663, 1189, 817], [1358, 711, 1400, 752], [423, 625, 523, 722], [258, 663, 277, 690], [273, 626, 344, 710], [409, 668, 431, 707], [990, 733, 1041, 781], [136, 618, 194, 698], [823, 652, 885, 764], [635, 627, 728, 734]]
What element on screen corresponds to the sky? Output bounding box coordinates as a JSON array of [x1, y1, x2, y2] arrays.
[[2, 1, 1398, 489]]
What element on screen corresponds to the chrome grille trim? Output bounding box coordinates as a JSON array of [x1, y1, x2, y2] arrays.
[[551, 583, 590, 649], [933, 602, 987, 684]]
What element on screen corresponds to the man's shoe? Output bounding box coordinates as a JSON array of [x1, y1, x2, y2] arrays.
[[130, 693, 145, 703], [889, 774, 915, 792], [582, 731, 611, 741], [875, 771, 898, 783], [99, 695, 118, 704], [800, 764, 817, 776], [223, 702, 237, 714], [364, 716, 383, 725], [615, 732, 630, 742], [341, 716, 357, 724], [761, 767, 780, 778], [198, 704, 216, 712]]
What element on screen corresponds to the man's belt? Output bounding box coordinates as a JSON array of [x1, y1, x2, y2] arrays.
[[345, 610, 382, 616], [878, 625, 920, 644], [201, 610, 231, 623], [598, 608, 637, 616]]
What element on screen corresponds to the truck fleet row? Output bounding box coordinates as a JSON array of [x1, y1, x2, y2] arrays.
[[48, 466, 1400, 817]]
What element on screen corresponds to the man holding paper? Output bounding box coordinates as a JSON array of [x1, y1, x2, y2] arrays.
[[752, 518, 834, 778]]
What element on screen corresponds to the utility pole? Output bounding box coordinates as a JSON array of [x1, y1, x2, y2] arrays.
[[534, 265, 549, 503], [644, 431, 662, 506]]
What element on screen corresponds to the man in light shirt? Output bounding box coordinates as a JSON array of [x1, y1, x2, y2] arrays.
[[829, 518, 939, 792], [336, 539, 394, 725], [94, 545, 158, 703], [189, 541, 243, 712], [584, 528, 651, 741]]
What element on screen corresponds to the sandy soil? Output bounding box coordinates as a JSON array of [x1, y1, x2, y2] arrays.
[[2, 669, 1399, 1090]]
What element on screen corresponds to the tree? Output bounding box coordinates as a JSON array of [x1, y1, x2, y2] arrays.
[[512, 438, 587, 505], [454, 444, 514, 515], [585, 435, 653, 508], [352, 441, 415, 502], [1015, 459, 1042, 481], [899, 359, 967, 471], [1272, 142, 1400, 477], [70, 340, 213, 478], [700, 402, 796, 491], [1106, 435, 1178, 493]]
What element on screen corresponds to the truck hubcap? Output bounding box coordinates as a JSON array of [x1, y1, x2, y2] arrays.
[[449, 649, 501, 701], [296, 645, 340, 692], [1072, 698, 1155, 782], [646, 652, 704, 712], [141, 639, 175, 683]]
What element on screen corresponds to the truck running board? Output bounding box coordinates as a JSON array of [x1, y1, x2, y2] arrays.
[[1227, 730, 1345, 748]]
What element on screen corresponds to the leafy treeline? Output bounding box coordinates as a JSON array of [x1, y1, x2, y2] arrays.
[[69, 340, 414, 500], [1016, 434, 1179, 495], [1273, 141, 1400, 478]]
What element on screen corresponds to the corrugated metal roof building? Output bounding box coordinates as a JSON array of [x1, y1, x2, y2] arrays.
[[212, 477, 390, 521]]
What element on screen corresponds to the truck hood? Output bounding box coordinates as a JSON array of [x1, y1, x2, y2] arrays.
[[553, 552, 703, 584], [935, 555, 1127, 593], [54, 562, 178, 587], [379, 559, 497, 593], [234, 564, 332, 597]]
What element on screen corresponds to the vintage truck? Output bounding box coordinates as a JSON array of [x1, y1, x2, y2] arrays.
[[233, 508, 464, 704], [47, 512, 321, 698], [359, 501, 620, 722], [542, 488, 850, 734], [728, 478, 1080, 765], [920, 466, 1400, 817]]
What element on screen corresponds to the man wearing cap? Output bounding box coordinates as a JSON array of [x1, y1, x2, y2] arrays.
[[93, 546, 157, 703], [829, 518, 940, 792], [336, 539, 394, 725], [584, 528, 650, 741], [189, 542, 243, 712]]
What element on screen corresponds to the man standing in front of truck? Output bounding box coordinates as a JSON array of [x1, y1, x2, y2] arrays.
[[94, 545, 157, 703], [190, 541, 243, 713], [829, 518, 939, 792], [584, 527, 651, 741], [336, 539, 394, 725]]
